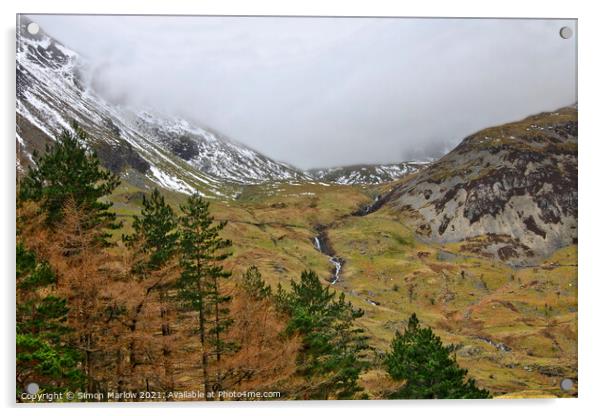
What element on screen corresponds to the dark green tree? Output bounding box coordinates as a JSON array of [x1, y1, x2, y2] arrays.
[[177, 193, 234, 399], [18, 122, 120, 241], [121, 187, 179, 391], [384, 313, 490, 399], [278, 270, 368, 399], [240, 266, 272, 300], [124, 188, 178, 276], [16, 242, 83, 398]]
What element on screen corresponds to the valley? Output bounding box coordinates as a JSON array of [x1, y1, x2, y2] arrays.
[[16, 16, 578, 399], [106, 177, 578, 398]]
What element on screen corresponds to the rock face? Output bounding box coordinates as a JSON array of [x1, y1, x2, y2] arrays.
[[385, 107, 577, 264]]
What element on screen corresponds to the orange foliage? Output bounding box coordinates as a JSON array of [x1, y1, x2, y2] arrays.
[[17, 199, 303, 400]]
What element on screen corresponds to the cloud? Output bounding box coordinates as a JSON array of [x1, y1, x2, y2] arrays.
[[29, 15, 576, 169]]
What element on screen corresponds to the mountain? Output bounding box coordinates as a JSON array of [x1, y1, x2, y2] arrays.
[[16, 17, 309, 198], [308, 161, 430, 185], [377, 107, 577, 264]]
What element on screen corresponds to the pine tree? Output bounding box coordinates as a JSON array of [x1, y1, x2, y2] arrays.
[[122, 187, 179, 391], [384, 313, 490, 399], [240, 266, 272, 300], [18, 122, 120, 242], [17, 123, 124, 394], [124, 188, 178, 276], [279, 270, 368, 399], [177, 193, 234, 399], [16, 242, 83, 398]]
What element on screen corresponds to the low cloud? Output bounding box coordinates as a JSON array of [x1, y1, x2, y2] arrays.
[[30, 15, 576, 169]]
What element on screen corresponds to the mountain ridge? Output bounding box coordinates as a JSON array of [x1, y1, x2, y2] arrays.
[[16, 17, 313, 198], [308, 160, 431, 185], [17, 16, 427, 192], [374, 106, 577, 264]]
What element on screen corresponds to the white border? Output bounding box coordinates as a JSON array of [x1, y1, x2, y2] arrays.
[[2, 1, 600, 415]]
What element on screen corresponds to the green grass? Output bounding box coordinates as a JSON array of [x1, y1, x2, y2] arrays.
[[104, 177, 578, 397]]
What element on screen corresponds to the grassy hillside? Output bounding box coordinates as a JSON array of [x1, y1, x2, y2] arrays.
[[108, 179, 577, 398]]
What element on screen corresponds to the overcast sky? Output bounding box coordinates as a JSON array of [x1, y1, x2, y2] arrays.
[[30, 15, 577, 169]]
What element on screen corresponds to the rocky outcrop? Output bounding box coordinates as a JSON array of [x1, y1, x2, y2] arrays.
[[385, 107, 577, 265]]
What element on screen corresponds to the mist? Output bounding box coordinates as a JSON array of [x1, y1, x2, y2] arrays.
[[29, 15, 577, 169]]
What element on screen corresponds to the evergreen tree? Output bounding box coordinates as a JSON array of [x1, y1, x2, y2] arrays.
[[19, 122, 120, 241], [279, 270, 368, 399], [177, 193, 234, 399], [240, 266, 272, 300], [124, 188, 178, 276], [122, 187, 179, 391], [16, 242, 83, 398], [384, 313, 490, 399]]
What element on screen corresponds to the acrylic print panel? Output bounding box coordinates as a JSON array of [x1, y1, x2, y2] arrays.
[[16, 14, 577, 402]]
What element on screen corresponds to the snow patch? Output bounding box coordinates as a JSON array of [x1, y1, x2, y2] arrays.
[[148, 166, 197, 196]]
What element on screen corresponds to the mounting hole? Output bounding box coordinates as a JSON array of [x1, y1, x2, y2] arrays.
[[25, 382, 40, 394], [559, 26, 573, 39], [560, 378, 574, 391], [27, 22, 40, 35]]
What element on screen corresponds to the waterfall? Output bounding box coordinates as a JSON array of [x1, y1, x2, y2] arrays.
[[313, 233, 343, 284], [329, 257, 342, 284]]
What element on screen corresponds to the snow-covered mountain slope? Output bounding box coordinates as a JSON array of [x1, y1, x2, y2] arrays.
[[16, 17, 309, 198], [308, 161, 430, 185]]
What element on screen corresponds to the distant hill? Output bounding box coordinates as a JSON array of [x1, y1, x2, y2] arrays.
[[378, 106, 577, 264], [308, 161, 430, 185]]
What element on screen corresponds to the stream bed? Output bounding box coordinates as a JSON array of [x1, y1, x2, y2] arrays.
[[312, 233, 344, 284]]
